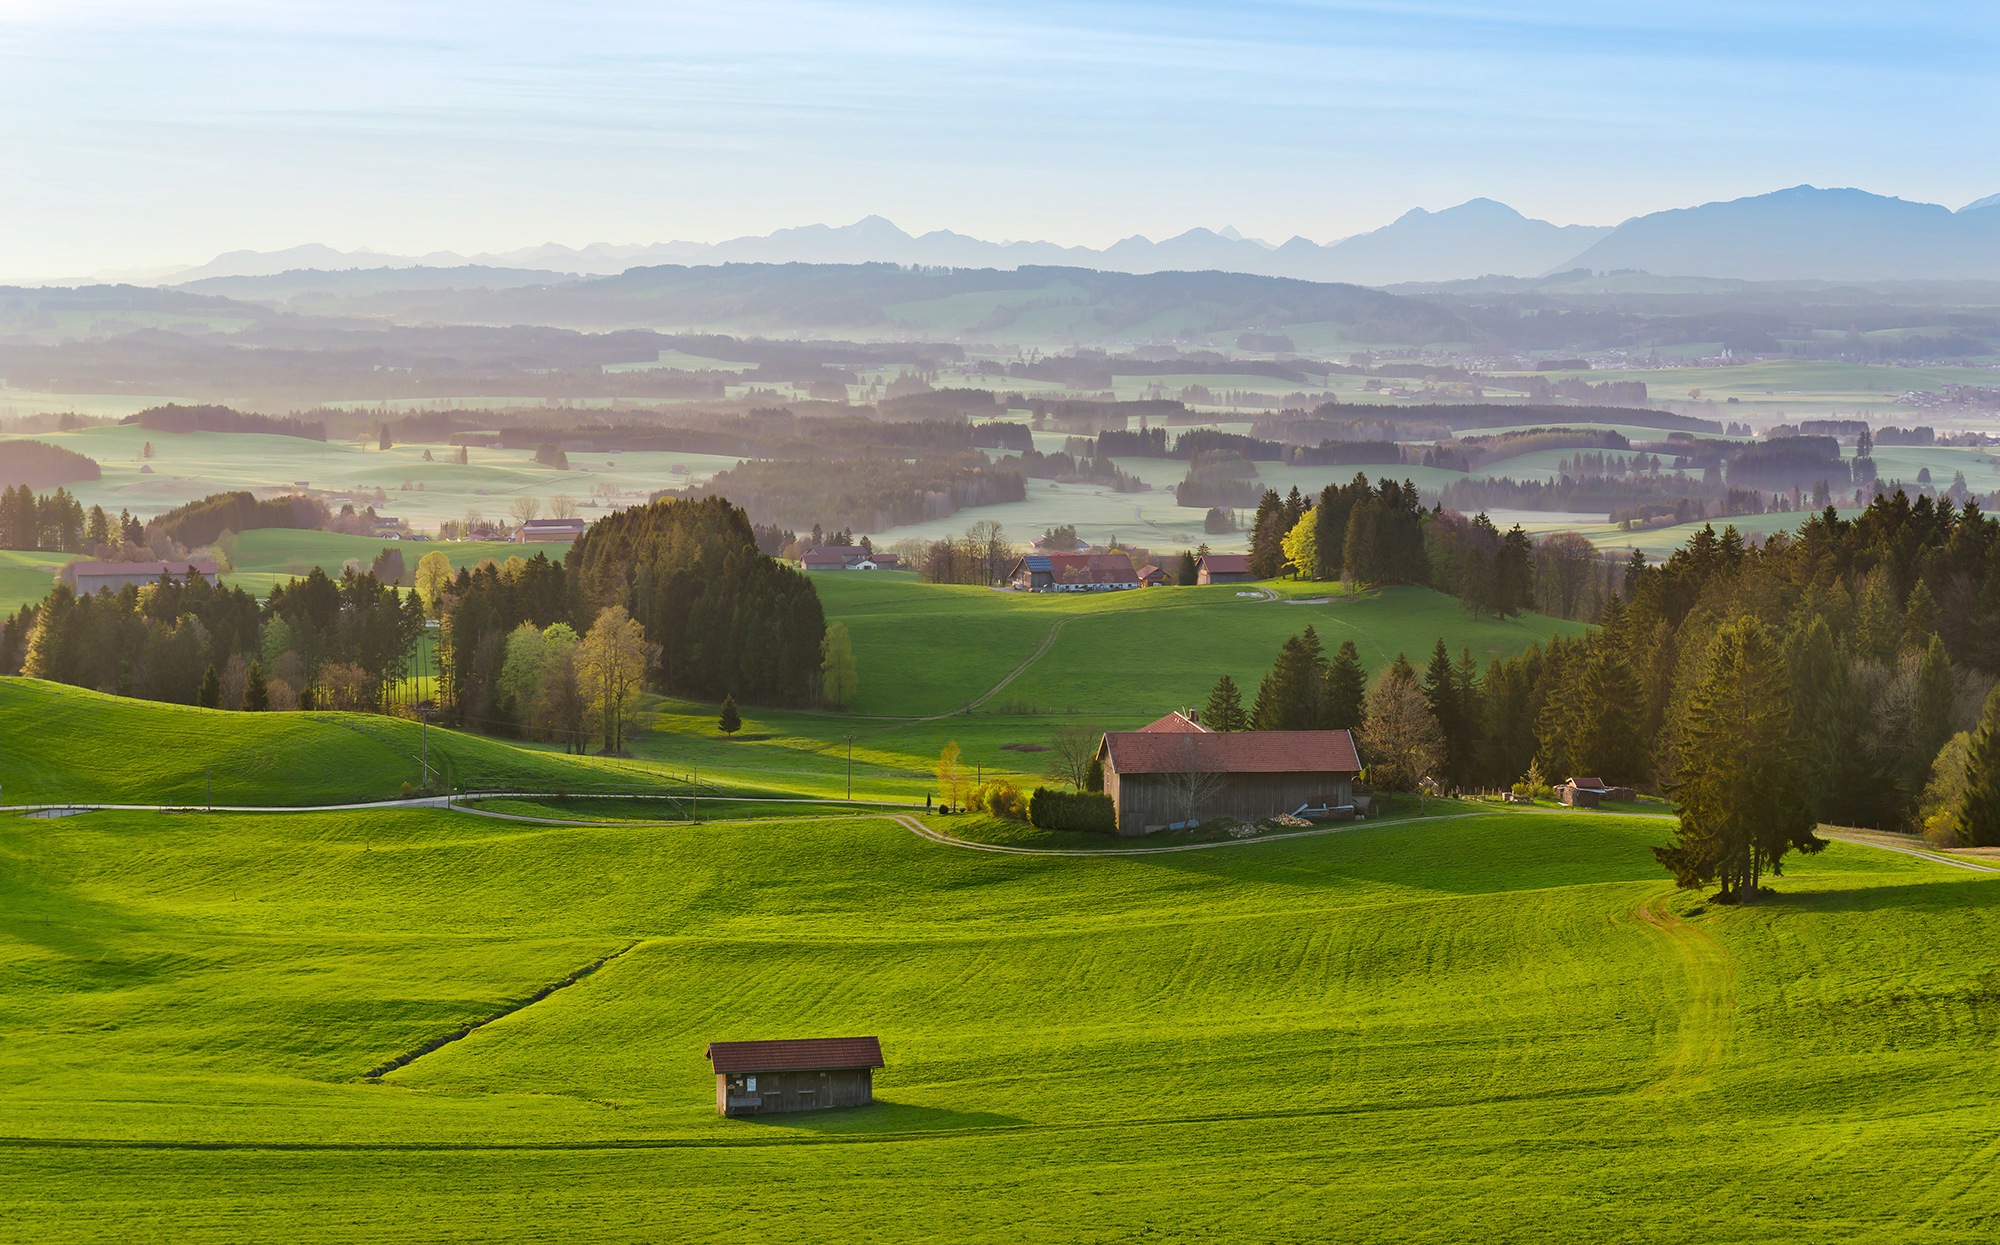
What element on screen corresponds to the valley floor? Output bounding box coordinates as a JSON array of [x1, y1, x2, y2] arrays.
[[2, 802, 1996, 1241]]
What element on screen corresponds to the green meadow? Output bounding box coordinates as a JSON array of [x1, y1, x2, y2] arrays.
[[0, 575, 1582, 807], [2, 798, 1995, 1240], [0, 424, 734, 528]]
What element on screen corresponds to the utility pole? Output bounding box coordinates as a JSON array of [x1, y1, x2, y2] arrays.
[[692, 764, 699, 822], [846, 734, 854, 802], [205, 767, 212, 811]]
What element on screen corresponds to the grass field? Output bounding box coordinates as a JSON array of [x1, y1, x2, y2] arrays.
[[2, 799, 1995, 1240], [0, 424, 734, 528], [0, 575, 1580, 808]]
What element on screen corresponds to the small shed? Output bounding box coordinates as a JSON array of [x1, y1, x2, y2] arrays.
[[706, 1036, 884, 1117]]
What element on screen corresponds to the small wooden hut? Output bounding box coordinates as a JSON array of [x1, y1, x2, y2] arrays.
[[706, 1037, 884, 1117]]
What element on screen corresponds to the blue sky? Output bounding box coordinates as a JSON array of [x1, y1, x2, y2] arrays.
[[2, 0, 1995, 276]]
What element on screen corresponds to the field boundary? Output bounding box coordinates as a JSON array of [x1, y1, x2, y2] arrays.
[[360, 939, 645, 1081]]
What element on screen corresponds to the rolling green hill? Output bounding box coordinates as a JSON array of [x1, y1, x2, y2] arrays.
[[2, 802, 1994, 1239], [0, 679, 664, 806]]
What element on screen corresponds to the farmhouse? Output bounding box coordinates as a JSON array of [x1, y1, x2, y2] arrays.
[[1007, 552, 1140, 592], [515, 517, 588, 543], [706, 1036, 885, 1117], [64, 559, 218, 596], [1196, 553, 1254, 584], [801, 545, 899, 570], [1135, 562, 1170, 587], [1097, 715, 1362, 836]]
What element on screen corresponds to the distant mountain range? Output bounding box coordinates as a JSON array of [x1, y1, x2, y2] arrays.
[[91, 185, 2000, 290]]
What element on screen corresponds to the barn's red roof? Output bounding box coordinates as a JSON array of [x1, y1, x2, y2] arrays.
[[1101, 728, 1360, 775], [705, 1037, 884, 1074], [1138, 711, 1210, 734], [1199, 553, 1251, 573]]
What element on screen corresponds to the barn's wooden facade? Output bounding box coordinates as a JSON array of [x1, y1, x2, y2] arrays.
[[705, 1037, 884, 1117], [1098, 717, 1362, 837]]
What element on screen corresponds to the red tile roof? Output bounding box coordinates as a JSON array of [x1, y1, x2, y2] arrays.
[[705, 1037, 885, 1074], [1101, 728, 1360, 776], [1138, 711, 1210, 733], [1045, 552, 1138, 586], [1198, 553, 1251, 574]]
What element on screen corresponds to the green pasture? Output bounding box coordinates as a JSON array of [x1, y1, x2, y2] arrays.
[[0, 549, 78, 616], [1507, 359, 2000, 416], [811, 573, 1585, 719], [0, 425, 738, 529], [2, 800, 1996, 1239], [0, 680, 666, 807]]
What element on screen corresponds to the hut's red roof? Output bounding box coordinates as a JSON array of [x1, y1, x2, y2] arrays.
[[705, 1037, 884, 1073], [1199, 553, 1252, 573], [1101, 728, 1360, 776]]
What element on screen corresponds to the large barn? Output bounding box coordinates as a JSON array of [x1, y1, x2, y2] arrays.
[[1097, 714, 1362, 836]]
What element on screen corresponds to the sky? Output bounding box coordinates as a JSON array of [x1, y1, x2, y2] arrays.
[[2, 0, 1996, 278]]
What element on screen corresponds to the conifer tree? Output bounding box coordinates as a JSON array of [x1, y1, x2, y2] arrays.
[[1654, 618, 1818, 901], [1954, 683, 2000, 846], [1903, 580, 1940, 651], [1248, 489, 1285, 579], [243, 661, 268, 712], [1203, 674, 1248, 732], [1177, 549, 1199, 585], [196, 664, 220, 710], [1421, 639, 1461, 781], [718, 694, 742, 738], [1576, 595, 1645, 784], [1361, 654, 1443, 793], [1321, 640, 1367, 731]]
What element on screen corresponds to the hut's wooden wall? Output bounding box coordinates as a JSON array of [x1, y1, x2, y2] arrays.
[[716, 1069, 875, 1116], [1107, 768, 1353, 836]]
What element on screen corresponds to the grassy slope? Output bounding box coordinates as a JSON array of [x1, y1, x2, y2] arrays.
[[817, 572, 1586, 718], [0, 680, 667, 805], [2, 805, 1995, 1240], [1, 574, 1580, 805]]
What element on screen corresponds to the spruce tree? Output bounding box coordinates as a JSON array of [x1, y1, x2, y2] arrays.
[[1321, 640, 1367, 731], [1955, 683, 2000, 846], [1903, 580, 1940, 651], [1655, 618, 1817, 901], [1203, 674, 1248, 732], [243, 661, 268, 712], [1421, 639, 1460, 781], [718, 694, 742, 738], [1248, 489, 1284, 579], [1177, 549, 1199, 585], [196, 664, 220, 710], [1576, 595, 1645, 785]]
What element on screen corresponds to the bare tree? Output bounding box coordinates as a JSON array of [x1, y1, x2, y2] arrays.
[[1048, 722, 1101, 790], [1161, 733, 1229, 827], [548, 493, 579, 519], [509, 496, 543, 527], [1362, 662, 1444, 793]]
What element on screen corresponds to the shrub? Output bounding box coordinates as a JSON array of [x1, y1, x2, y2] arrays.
[[971, 779, 1028, 821], [1028, 787, 1116, 833]]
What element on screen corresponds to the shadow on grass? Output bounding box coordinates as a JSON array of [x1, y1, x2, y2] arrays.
[[735, 1101, 1028, 1134], [1753, 876, 2000, 915]]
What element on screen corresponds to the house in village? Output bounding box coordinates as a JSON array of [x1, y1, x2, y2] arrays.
[[801, 545, 900, 571], [63, 559, 218, 596], [1135, 562, 1170, 587], [1096, 713, 1362, 836], [1007, 551, 1140, 592], [515, 516, 589, 543], [1196, 553, 1254, 584], [706, 1037, 885, 1117]]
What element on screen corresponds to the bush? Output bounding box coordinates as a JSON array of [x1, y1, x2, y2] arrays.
[[970, 779, 1028, 821], [1028, 787, 1116, 833]]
